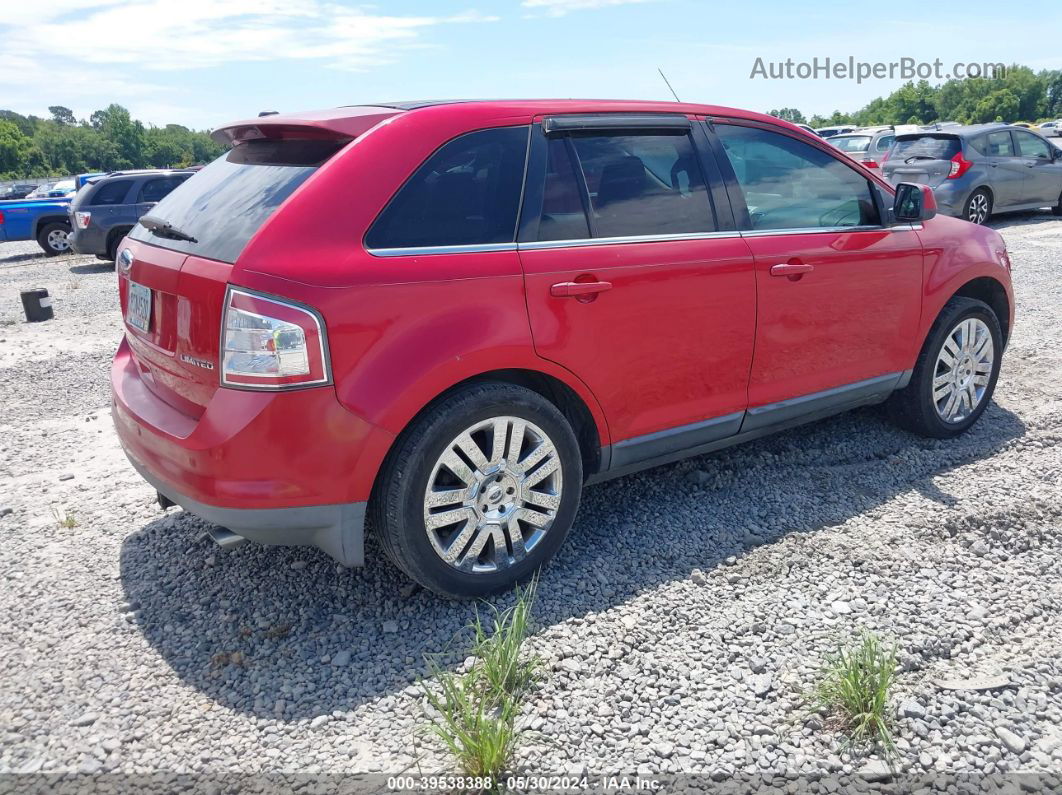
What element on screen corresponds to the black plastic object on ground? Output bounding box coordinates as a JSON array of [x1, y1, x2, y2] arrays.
[[20, 288, 53, 322]]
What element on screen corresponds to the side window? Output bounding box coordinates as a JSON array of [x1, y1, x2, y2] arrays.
[[90, 180, 132, 206], [986, 131, 1015, 157], [566, 131, 715, 237], [366, 126, 529, 249], [1015, 131, 1051, 159], [875, 135, 894, 153], [968, 136, 989, 156], [538, 138, 590, 241], [715, 124, 881, 230], [139, 176, 188, 203]]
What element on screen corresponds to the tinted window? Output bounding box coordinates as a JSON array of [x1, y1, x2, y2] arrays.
[[715, 124, 880, 230], [875, 135, 895, 152], [90, 180, 132, 206], [890, 134, 961, 161], [139, 175, 189, 203], [985, 131, 1015, 157], [366, 126, 529, 249], [538, 138, 590, 241], [567, 131, 714, 237], [128, 138, 343, 263], [1014, 131, 1051, 159]]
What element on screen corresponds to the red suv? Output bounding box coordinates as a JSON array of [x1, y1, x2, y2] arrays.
[[112, 100, 1013, 597]]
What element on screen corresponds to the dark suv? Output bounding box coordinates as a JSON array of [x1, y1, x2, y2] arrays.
[[69, 169, 195, 261]]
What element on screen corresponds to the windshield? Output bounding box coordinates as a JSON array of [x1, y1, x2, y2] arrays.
[[830, 136, 872, 153], [890, 135, 961, 162], [128, 138, 345, 263]]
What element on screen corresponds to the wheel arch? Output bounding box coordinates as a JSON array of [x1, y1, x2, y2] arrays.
[[33, 214, 72, 237], [951, 276, 1011, 345]]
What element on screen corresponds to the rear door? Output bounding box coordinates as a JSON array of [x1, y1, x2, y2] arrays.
[[710, 120, 923, 416], [1013, 129, 1062, 205], [517, 116, 756, 465], [980, 130, 1025, 207]]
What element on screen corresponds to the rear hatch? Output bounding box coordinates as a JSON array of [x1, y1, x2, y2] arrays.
[[881, 133, 962, 187], [118, 109, 396, 418]]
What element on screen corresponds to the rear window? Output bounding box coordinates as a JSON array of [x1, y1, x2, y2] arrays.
[[889, 134, 961, 162], [830, 135, 872, 153], [128, 138, 344, 263]]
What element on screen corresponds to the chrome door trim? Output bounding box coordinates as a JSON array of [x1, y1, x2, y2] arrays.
[[518, 230, 741, 251], [367, 242, 518, 258]]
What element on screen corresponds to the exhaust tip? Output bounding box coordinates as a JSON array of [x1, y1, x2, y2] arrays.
[[206, 525, 248, 550]]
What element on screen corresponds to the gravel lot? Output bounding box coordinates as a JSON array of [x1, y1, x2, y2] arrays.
[[1, 215, 1061, 790]]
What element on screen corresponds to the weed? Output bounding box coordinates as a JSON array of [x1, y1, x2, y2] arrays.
[[811, 629, 898, 758], [421, 578, 540, 782], [50, 505, 77, 529]]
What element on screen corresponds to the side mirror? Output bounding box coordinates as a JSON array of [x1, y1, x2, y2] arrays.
[[893, 182, 937, 223]]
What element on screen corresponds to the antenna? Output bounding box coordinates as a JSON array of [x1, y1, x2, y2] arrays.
[[658, 68, 681, 102]]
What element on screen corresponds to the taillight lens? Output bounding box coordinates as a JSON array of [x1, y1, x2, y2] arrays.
[[75, 211, 91, 229], [220, 288, 330, 390], [0, 211, 5, 224], [861, 158, 879, 169], [948, 151, 973, 179]]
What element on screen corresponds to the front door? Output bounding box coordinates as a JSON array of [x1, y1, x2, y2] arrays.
[[517, 118, 757, 465], [1013, 129, 1062, 205], [710, 121, 923, 417]]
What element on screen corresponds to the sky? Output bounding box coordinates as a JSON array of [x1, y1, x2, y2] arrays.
[[3, 0, 1060, 130]]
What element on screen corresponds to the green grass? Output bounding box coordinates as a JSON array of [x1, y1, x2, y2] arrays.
[[421, 578, 541, 781], [811, 630, 898, 758], [50, 505, 77, 529]]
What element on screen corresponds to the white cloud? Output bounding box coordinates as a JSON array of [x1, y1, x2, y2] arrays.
[[0, 1, 495, 123], [521, 0, 656, 17]]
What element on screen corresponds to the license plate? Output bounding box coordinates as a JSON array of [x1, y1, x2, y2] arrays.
[[127, 281, 152, 333]]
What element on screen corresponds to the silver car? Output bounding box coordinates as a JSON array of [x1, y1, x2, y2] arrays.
[[827, 129, 896, 171], [1039, 120, 1062, 138], [881, 124, 1062, 224]]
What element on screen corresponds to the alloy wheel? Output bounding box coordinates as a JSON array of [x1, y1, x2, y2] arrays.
[[423, 416, 563, 574], [932, 317, 994, 423], [967, 193, 990, 224]]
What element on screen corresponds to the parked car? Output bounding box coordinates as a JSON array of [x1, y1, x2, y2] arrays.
[[0, 195, 76, 254], [45, 179, 77, 198], [1038, 120, 1062, 137], [112, 100, 1013, 597], [814, 125, 855, 138], [882, 124, 1062, 223], [794, 123, 816, 136], [25, 182, 56, 199], [69, 169, 196, 261], [0, 183, 40, 201], [827, 128, 896, 169]]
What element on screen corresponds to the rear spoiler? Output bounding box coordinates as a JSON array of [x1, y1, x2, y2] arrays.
[[212, 107, 401, 147]]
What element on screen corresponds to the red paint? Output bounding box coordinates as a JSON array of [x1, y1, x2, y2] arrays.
[[111, 100, 1014, 518]]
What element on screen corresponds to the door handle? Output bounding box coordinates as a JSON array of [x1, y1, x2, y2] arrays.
[[550, 280, 613, 298], [770, 263, 814, 277]]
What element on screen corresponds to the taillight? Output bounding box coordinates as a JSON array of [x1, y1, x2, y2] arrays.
[[0, 211, 5, 224], [220, 287, 330, 390], [75, 211, 91, 229], [948, 151, 973, 179], [861, 158, 879, 169]]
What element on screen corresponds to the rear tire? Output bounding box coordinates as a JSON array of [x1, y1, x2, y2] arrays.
[[370, 382, 583, 599], [887, 297, 1002, 438], [37, 222, 71, 256], [964, 189, 992, 225], [1052, 191, 1061, 217]]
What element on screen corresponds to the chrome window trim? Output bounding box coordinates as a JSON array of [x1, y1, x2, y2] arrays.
[[365, 224, 923, 256], [519, 231, 738, 251], [368, 242, 518, 257]]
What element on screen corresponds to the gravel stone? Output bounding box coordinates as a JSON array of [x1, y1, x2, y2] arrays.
[[1, 222, 1062, 784]]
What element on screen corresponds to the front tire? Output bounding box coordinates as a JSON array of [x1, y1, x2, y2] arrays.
[[887, 297, 1002, 438], [37, 222, 71, 256], [964, 189, 992, 225], [370, 382, 583, 599]]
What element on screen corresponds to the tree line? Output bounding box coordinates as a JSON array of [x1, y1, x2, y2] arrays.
[[769, 64, 1062, 128], [0, 104, 226, 180]]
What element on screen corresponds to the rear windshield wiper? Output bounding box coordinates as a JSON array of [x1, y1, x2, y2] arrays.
[[904, 155, 938, 163], [140, 215, 198, 244]]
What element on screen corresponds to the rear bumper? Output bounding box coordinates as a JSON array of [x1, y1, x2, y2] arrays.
[[69, 224, 107, 256], [111, 336, 393, 566], [128, 455, 366, 565]]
